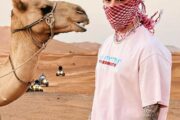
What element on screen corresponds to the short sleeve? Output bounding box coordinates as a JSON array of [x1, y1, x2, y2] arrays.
[[139, 54, 172, 107]]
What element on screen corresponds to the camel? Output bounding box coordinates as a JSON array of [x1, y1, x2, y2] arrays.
[[0, 0, 89, 106]]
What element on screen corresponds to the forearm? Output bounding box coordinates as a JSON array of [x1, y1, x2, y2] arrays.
[[143, 104, 160, 120]]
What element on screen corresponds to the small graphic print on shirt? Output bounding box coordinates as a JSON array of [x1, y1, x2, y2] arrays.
[[98, 55, 122, 67]]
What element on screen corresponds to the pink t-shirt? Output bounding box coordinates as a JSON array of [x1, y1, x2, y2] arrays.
[[91, 26, 172, 120]]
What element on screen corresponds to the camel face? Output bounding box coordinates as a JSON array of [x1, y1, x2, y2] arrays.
[[11, 0, 89, 35]]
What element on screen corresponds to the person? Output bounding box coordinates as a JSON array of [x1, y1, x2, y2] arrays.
[[58, 66, 63, 71], [34, 79, 41, 85], [39, 73, 46, 81], [90, 0, 172, 120]]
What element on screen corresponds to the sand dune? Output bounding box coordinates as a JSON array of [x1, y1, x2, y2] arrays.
[[71, 42, 100, 52], [0, 26, 99, 67], [0, 26, 11, 52], [0, 26, 99, 55], [0, 26, 180, 120], [43, 40, 98, 54], [0, 26, 97, 120]]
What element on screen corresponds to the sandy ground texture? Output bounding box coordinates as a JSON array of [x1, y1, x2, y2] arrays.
[[0, 53, 96, 120], [0, 64, 180, 120], [0, 26, 180, 120]]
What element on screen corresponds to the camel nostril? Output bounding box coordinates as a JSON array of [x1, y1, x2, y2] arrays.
[[76, 7, 86, 15]]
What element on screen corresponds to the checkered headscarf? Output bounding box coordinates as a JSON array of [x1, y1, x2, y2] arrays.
[[104, 0, 161, 33]]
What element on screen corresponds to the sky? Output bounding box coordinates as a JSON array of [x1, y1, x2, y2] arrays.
[[0, 0, 180, 48]]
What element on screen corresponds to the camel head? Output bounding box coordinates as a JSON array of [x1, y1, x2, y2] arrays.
[[11, 0, 89, 44]]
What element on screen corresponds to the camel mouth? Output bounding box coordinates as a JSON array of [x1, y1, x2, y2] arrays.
[[75, 20, 89, 32], [54, 32, 59, 35]]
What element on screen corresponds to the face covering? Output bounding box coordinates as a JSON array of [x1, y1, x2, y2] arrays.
[[104, 0, 161, 33], [103, 0, 139, 32]]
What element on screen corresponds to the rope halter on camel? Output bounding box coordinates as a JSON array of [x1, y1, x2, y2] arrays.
[[0, 2, 57, 86], [12, 2, 57, 47]]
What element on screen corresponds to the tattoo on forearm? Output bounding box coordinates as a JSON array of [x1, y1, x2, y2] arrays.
[[143, 104, 160, 120]]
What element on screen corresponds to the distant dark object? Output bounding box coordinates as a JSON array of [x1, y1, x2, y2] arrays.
[[34, 79, 40, 85], [59, 66, 63, 71], [56, 66, 65, 76], [72, 63, 76, 66]]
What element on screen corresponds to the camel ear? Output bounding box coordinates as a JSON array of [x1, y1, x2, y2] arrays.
[[12, 0, 28, 11]]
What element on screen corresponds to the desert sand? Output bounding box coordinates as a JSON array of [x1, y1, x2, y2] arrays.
[[0, 26, 180, 120]]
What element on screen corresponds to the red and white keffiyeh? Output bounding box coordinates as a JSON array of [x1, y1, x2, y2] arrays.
[[104, 0, 161, 33]]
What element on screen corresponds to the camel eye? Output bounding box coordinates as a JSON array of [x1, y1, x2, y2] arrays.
[[41, 5, 52, 15]]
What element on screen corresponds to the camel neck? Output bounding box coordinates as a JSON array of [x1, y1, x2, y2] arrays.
[[0, 18, 43, 106], [11, 18, 40, 60], [11, 32, 39, 57], [9, 18, 41, 81]]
